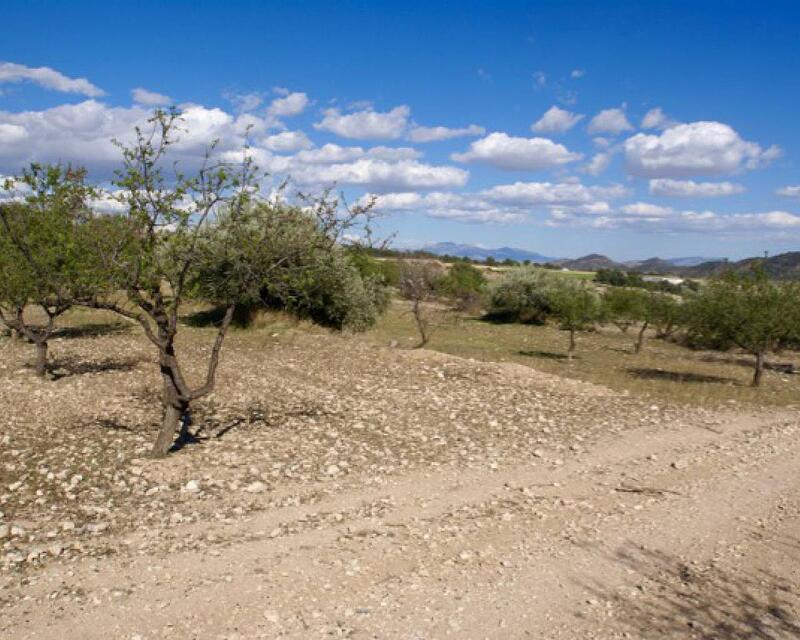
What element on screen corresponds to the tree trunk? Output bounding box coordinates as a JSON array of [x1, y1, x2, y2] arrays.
[[567, 329, 576, 361], [752, 351, 764, 387], [413, 300, 428, 348], [634, 321, 648, 354], [152, 352, 189, 458], [152, 401, 186, 458], [34, 340, 48, 377]]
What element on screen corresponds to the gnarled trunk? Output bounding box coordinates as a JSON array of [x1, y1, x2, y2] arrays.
[[152, 341, 189, 458], [752, 351, 765, 387], [34, 340, 48, 377], [152, 400, 188, 458], [634, 321, 649, 354], [412, 299, 429, 348]]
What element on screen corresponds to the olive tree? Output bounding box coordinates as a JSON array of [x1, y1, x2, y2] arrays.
[[398, 260, 445, 348], [487, 266, 555, 324], [85, 110, 376, 456], [437, 261, 487, 312], [549, 280, 602, 360], [0, 165, 94, 376], [685, 269, 800, 386], [195, 203, 389, 332], [649, 292, 683, 340], [601, 287, 643, 334]]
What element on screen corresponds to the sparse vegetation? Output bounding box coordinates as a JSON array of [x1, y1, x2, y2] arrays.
[[397, 260, 445, 347]]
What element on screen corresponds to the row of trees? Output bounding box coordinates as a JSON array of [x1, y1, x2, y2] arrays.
[[487, 266, 800, 384], [0, 109, 389, 456]]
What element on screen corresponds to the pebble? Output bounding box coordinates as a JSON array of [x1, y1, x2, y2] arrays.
[[244, 481, 267, 494], [185, 480, 201, 493]]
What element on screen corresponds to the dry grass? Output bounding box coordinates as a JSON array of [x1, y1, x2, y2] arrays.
[[9, 299, 800, 409], [365, 300, 800, 408]]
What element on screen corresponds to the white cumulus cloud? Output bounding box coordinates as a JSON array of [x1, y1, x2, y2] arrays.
[[0, 61, 104, 97], [777, 185, 800, 199], [584, 152, 613, 176], [314, 105, 410, 140], [407, 124, 484, 143], [261, 130, 313, 152], [266, 90, 309, 118], [451, 132, 582, 171], [649, 178, 744, 197], [131, 88, 172, 106], [624, 121, 780, 178], [531, 106, 584, 134], [587, 108, 633, 135], [641, 107, 675, 130]]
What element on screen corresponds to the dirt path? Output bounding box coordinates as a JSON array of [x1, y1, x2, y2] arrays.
[[1, 334, 799, 638]]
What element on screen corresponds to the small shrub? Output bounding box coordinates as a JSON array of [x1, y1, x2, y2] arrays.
[[437, 262, 487, 312], [487, 267, 556, 324]]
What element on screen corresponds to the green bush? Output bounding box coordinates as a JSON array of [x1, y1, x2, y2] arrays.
[[437, 262, 487, 311], [487, 267, 556, 323], [193, 204, 390, 332]]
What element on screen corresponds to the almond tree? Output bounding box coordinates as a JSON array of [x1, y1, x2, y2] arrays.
[[86, 109, 375, 456], [398, 260, 445, 347], [0, 165, 93, 376], [549, 280, 602, 360], [686, 269, 800, 387]]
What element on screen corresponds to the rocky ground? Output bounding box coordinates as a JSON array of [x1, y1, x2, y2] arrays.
[[1, 323, 799, 638]]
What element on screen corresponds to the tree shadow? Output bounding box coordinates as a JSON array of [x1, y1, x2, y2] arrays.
[[576, 541, 800, 639], [49, 355, 142, 379], [95, 418, 135, 432], [169, 402, 336, 453], [699, 354, 797, 374], [55, 322, 132, 339], [481, 312, 546, 326], [182, 305, 256, 329], [518, 349, 570, 361], [627, 367, 739, 385]]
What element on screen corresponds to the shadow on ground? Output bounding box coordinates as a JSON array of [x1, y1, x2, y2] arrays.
[[49, 355, 142, 379], [627, 367, 738, 385], [518, 349, 570, 361], [168, 401, 336, 453], [699, 354, 797, 374], [55, 322, 132, 339], [577, 541, 800, 639]]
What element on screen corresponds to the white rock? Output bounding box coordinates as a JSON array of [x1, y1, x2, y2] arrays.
[[263, 610, 279, 623], [184, 480, 201, 493], [245, 481, 267, 494], [326, 464, 340, 476], [0, 525, 9, 539]]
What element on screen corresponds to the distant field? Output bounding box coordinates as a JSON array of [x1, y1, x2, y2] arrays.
[[366, 300, 800, 408]]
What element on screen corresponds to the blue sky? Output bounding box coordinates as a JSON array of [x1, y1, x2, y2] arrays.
[[1, 0, 799, 260]]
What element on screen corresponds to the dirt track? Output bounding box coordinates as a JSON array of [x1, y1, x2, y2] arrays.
[[1, 329, 799, 638]]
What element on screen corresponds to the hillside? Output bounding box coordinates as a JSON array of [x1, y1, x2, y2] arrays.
[[556, 253, 622, 271], [687, 251, 800, 279]]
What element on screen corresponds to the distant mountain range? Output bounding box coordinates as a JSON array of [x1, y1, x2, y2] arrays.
[[422, 242, 800, 279], [423, 242, 719, 271], [424, 242, 560, 263]]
